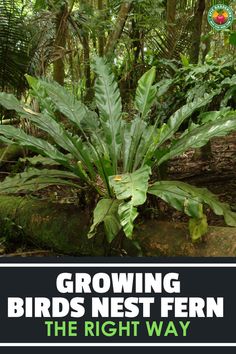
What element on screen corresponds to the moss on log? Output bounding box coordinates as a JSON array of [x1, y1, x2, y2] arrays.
[[0, 196, 105, 256], [0, 195, 236, 256]]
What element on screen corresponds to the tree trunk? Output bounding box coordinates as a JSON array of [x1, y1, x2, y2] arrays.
[[53, 4, 68, 85], [82, 35, 91, 89], [166, 0, 177, 37], [131, 19, 142, 65], [189, 0, 205, 64], [98, 0, 105, 56], [80, 0, 92, 101], [201, 0, 211, 62], [120, 18, 143, 95], [105, 1, 133, 57]]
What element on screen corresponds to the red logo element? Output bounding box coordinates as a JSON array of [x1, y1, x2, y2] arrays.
[[212, 9, 228, 25]]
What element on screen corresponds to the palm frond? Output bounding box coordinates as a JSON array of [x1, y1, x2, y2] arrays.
[[0, 0, 36, 93]]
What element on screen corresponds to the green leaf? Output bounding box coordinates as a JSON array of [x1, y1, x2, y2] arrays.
[[148, 181, 203, 219], [93, 56, 122, 123], [0, 91, 96, 181], [157, 78, 173, 97], [180, 53, 190, 67], [93, 56, 122, 174], [221, 74, 236, 86], [31, 79, 90, 129], [34, 0, 47, 11], [135, 67, 157, 119], [110, 165, 151, 204], [109, 165, 151, 238], [28, 77, 99, 135], [0, 125, 71, 169], [221, 86, 236, 108], [19, 155, 60, 166], [157, 93, 218, 146], [158, 113, 236, 165], [198, 111, 223, 124], [25, 75, 38, 89], [118, 201, 139, 239], [25, 75, 56, 115], [0, 92, 24, 112], [0, 92, 79, 159], [22, 110, 85, 162], [149, 181, 236, 227], [88, 199, 121, 243], [229, 32, 236, 47], [122, 117, 147, 172], [0, 92, 80, 162], [22, 111, 97, 181], [0, 169, 80, 194], [189, 215, 208, 242]]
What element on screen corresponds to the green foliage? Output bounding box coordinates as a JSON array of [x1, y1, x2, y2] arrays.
[[0, 0, 37, 94], [0, 169, 79, 194], [158, 112, 236, 165], [109, 166, 151, 238], [148, 181, 204, 219], [148, 181, 236, 238], [229, 32, 236, 47], [92, 56, 123, 175], [135, 67, 157, 119], [189, 215, 208, 242], [180, 54, 190, 68], [156, 58, 236, 125], [157, 93, 218, 147], [0, 57, 236, 243], [88, 199, 121, 243]]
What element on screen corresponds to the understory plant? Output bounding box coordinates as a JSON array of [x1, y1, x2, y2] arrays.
[[156, 57, 236, 124], [0, 57, 236, 244]]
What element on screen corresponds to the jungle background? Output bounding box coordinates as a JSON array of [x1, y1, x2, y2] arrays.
[[1, 0, 236, 257]]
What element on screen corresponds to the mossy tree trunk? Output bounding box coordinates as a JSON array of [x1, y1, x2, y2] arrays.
[[0, 196, 106, 256]]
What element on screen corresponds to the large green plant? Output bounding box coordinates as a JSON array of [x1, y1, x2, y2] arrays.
[[0, 57, 236, 243]]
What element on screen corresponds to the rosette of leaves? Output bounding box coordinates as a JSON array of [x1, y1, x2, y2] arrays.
[[0, 57, 236, 244]]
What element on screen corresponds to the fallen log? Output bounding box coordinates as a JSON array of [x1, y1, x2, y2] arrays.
[[0, 195, 236, 256], [137, 221, 236, 257], [0, 196, 105, 256]]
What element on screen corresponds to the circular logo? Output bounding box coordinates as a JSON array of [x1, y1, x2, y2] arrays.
[[208, 4, 234, 30]]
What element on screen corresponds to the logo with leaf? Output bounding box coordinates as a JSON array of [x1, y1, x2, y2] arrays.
[[208, 4, 234, 30]]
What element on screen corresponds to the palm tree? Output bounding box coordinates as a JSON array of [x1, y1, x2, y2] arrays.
[[0, 0, 36, 95]]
